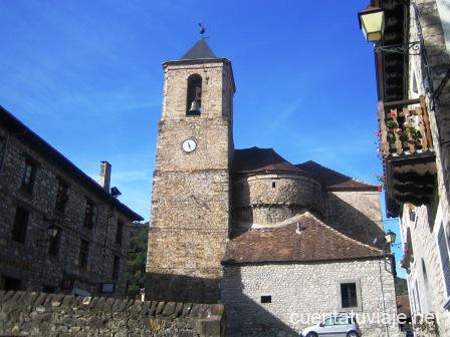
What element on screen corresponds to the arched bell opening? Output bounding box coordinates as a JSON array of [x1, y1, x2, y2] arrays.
[[186, 74, 202, 116]]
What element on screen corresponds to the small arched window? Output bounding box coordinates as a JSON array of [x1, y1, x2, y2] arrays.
[[186, 74, 202, 116]]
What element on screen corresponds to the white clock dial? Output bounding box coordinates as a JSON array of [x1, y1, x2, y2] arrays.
[[182, 139, 197, 153]]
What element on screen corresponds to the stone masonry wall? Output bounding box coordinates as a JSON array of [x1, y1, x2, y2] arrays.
[[325, 191, 385, 247], [232, 174, 324, 228], [0, 124, 134, 297], [221, 259, 399, 337], [401, 1, 450, 336], [146, 59, 234, 303], [0, 291, 224, 337]]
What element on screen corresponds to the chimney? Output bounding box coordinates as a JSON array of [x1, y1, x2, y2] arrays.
[[99, 161, 111, 193]]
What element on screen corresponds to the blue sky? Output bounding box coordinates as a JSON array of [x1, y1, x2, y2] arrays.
[[0, 0, 405, 276]]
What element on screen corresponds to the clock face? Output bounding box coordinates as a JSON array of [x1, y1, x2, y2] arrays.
[[182, 139, 197, 153]]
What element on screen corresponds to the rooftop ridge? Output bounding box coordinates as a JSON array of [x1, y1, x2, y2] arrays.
[[301, 212, 385, 254]]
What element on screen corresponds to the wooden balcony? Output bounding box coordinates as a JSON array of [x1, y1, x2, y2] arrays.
[[378, 96, 437, 217]]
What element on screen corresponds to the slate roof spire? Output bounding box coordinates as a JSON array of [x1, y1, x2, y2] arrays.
[[181, 39, 217, 60]]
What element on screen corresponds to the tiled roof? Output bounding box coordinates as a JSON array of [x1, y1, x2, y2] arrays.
[[232, 147, 313, 177], [296, 160, 379, 191], [222, 212, 385, 265]]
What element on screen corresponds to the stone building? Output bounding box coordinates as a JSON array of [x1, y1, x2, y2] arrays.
[[360, 0, 450, 335], [147, 39, 399, 336], [0, 107, 143, 297]]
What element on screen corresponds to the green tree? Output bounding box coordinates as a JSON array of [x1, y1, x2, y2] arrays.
[[126, 222, 149, 299], [395, 276, 408, 295]]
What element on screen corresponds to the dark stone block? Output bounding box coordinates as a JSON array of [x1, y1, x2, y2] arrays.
[[140, 300, 152, 316], [174, 302, 184, 317], [4, 290, 16, 302], [178, 331, 196, 337], [199, 319, 221, 337], [61, 295, 76, 308], [148, 301, 158, 316], [181, 303, 192, 317], [96, 297, 107, 310], [111, 298, 123, 312], [129, 300, 142, 314], [146, 273, 220, 304], [155, 301, 166, 315], [104, 297, 116, 312], [162, 302, 176, 316], [190, 304, 201, 317], [34, 293, 48, 306], [117, 298, 131, 312]]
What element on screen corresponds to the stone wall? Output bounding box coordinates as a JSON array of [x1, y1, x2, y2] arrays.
[[0, 121, 136, 297], [0, 291, 224, 337], [400, 1, 450, 336], [232, 173, 324, 228], [325, 191, 385, 247], [221, 259, 399, 337], [146, 58, 234, 303]]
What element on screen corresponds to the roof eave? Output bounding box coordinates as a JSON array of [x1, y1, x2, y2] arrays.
[[222, 254, 388, 266], [162, 58, 236, 93], [0, 106, 144, 222]]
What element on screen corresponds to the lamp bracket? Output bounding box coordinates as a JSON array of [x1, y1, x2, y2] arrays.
[[375, 41, 421, 55]]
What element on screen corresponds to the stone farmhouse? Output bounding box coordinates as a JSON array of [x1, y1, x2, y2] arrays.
[[146, 39, 399, 336], [359, 0, 450, 335], [0, 107, 142, 297]]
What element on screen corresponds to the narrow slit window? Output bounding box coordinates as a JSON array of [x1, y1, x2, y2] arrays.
[[21, 158, 37, 194], [261, 295, 271, 303], [272, 181, 276, 188]]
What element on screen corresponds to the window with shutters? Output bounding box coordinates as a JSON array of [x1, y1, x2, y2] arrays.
[[20, 158, 37, 194], [341, 283, 358, 308], [437, 223, 450, 299], [11, 206, 29, 243], [338, 279, 362, 311], [55, 179, 69, 212], [84, 199, 96, 228]]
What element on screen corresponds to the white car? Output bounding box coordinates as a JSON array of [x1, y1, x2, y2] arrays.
[[300, 314, 360, 337]]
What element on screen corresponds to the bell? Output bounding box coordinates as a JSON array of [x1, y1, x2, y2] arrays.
[[189, 100, 201, 114]]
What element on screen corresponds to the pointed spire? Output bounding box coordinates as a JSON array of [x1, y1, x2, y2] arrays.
[[181, 39, 217, 60]]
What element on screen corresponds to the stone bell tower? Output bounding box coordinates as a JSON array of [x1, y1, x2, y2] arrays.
[[146, 39, 235, 303]]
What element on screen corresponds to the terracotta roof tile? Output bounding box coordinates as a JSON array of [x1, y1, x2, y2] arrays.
[[296, 161, 379, 191], [222, 212, 385, 265]]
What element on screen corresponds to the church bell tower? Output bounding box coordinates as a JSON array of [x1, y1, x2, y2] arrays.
[[146, 39, 235, 303]]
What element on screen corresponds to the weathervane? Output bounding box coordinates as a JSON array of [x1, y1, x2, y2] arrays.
[[198, 23, 208, 39]]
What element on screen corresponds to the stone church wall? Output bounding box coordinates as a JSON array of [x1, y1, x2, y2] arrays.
[[0, 291, 225, 337], [232, 174, 324, 226], [325, 191, 385, 247], [221, 259, 399, 337]]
